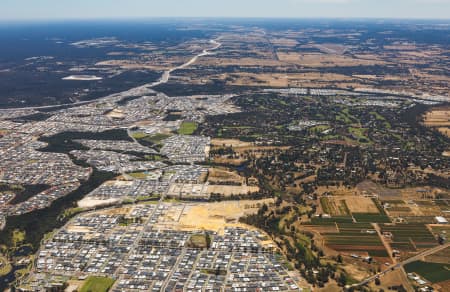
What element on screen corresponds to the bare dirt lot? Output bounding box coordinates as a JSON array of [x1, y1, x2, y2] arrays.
[[189, 70, 356, 88], [77, 198, 121, 208], [66, 225, 92, 233], [424, 107, 450, 140], [368, 268, 411, 292], [211, 138, 253, 148], [212, 156, 246, 165], [357, 180, 402, 199], [65, 280, 84, 292], [105, 109, 125, 119], [343, 196, 379, 213], [313, 43, 349, 55], [316, 186, 362, 197], [269, 38, 299, 47], [178, 199, 274, 235], [424, 107, 450, 127], [97, 206, 132, 216], [229, 145, 291, 157], [425, 246, 450, 264], [207, 168, 245, 185], [438, 127, 450, 138], [276, 52, 386, 67], [206, 185, 259, 196]]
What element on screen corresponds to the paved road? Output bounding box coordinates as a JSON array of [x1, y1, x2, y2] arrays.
[[151, 39, 221, 87], [1, 39, 222, 112], [123, 38, 221, 136], [354, 242, 450, 287], [18, 37, 225, 287]]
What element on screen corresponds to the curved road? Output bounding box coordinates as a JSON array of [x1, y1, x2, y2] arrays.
[[151, 39, 221, 87], [0, 39, 222, 112]]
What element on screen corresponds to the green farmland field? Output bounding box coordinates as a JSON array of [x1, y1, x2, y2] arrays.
[[405, 261, 450, 283]]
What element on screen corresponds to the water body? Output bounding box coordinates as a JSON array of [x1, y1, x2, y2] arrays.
[[0, 264, 27, 291]]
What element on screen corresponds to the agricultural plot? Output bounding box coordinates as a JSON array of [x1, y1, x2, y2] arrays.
[[381, 223, 438, 253], [405, 261, 450, 284], [310, 216, 354, 225], [345, 196, 380, 214], [414, 200, 443, 216], [353, 213, 391, 223], [317, 222, 388, 258], [320, 197, 350, 216], [400, 216, 437, 224], [429, 224, 450, 236], [436, 199, 450, 213], [320, 196, 390, 223], [383, 200, 413, 217], [352, 199, 391, 223]]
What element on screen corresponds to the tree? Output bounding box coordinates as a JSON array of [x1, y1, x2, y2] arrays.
[[260, 204, 268, 214], [275, 196, 283, 207], [306, 269, 316, 284], [338, 273, 347, 286], [205, 231, 212, 248]]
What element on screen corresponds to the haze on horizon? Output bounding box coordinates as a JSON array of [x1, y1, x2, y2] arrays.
[[1, 0, 450, 21]]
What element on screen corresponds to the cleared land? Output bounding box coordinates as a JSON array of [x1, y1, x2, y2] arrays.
[[424, 107, 450, 127], [423, 107, 450, 139], [105, 109, 125, 119], [425, 246, 450, 264], [207, 168, 245, 185], [78, 198, 121, 208], [178, 199, 274, 235], [276, 52, 386, 67], [209, 72, 354, 88], [356, 180, 401, 199], [206, 184, 259, 196], [321, 196, 379, 215], [211, 138, 253, 148]]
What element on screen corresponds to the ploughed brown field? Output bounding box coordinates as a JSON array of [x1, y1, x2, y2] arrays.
[[424, 107, 450, 138]]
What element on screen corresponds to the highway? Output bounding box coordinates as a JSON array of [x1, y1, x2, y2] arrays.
[[150, 39, 221, 87], [0, 39, 222, 112], [354, 242, 450, 287]]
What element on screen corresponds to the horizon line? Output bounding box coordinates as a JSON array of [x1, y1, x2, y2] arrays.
[[1, 16, 450, 24]]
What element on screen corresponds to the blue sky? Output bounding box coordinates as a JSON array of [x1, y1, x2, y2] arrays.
[[1, 0, 450, 20]]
